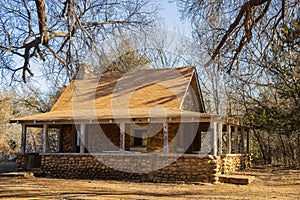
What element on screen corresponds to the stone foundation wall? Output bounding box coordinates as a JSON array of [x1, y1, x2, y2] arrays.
[[221, 154, 252, 174], [41, 153, 221, 183], [17, 153, 251, 181]]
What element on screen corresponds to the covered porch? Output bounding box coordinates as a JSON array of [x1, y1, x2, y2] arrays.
[[15, 113, 251, 173]]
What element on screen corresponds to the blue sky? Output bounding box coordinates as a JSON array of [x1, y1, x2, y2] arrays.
[[159, 0, 191, 34], [0, 0, 192, 90]]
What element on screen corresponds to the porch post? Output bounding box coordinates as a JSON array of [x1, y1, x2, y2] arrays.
[[163, 122, 168, 154], [42, 124, 49, 153], [210, 121, 217, 155], [246, 128, 251, 154], [56, 128, 61, 152], [226, 124, 231, 154], [234, 125, 238, 153], [80, 124, 86, 153], [241, 127, 245, 154], [21, 124, 27, 154], [218, 123, 223, 156], [120, 122, 125, 151]]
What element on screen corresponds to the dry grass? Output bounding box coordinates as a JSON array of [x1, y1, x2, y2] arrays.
[[0, 167, 299, 199]]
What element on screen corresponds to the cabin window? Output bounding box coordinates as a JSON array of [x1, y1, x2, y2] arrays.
[[133, 129, 147, 147]]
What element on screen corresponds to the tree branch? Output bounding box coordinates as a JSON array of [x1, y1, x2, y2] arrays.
[[205, 0, 271, 68], [81, 20, 142, 27], [45, 44, 67, 67]]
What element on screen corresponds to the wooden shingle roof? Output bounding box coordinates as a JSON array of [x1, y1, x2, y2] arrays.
[[11, 66, 207, 123]]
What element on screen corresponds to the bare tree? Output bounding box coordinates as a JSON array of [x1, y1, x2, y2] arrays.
[[177, 0, 299, 72], [140, 28, 193, 69], [226, 17, 300, 165], [86, 27, 194, 72], [177, 0, 299, 165], [0, 0, 157, 83]]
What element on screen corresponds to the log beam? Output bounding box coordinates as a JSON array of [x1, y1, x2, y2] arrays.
[[42, 124, 49, 153], [120, 123, 125, 151], [234, 126, 238, 153], [226, 124, 232, 154], [210, 121, 217, 155], [241, 127, 245, 154], [56, 128, 61, 152], [246, 128, 251, 154], [218, 123, 223, 155], [80, 124, 86, 153], [21, 124, 27, 154], [163, 122, 168, 154]]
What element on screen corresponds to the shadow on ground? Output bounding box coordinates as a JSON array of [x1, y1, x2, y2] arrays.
[[0, 161, 16, 173]]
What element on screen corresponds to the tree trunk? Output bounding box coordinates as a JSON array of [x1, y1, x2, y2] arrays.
[[253, 129, 267, 164], [279, 133, 287, 165]]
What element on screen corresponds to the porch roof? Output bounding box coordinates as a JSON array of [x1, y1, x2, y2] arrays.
[[10, 108, 215, 123]]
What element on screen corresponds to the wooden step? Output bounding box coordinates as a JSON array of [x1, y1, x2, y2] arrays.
[[219, 174, 255, 185], [0, 171, 35, 178]]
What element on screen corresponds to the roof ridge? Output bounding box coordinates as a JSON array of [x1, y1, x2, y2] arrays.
[[83, 66, 195, 79]]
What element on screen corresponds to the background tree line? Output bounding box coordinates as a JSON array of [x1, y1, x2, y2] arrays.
[[178, 0, 299, 166]]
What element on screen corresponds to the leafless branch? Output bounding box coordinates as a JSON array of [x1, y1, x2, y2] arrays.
[[0, 0, 156, 83]]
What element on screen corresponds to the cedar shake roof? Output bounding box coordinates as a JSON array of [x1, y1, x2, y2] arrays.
[[11, 66, 207, 123]]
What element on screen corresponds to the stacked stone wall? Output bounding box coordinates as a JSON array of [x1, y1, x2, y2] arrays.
[[17, 153, 251, 182], [41, 153, 221, 183], [221, 154, 252, 174]]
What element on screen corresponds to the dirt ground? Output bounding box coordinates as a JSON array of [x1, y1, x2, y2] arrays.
[[0, 166, 299, 200]]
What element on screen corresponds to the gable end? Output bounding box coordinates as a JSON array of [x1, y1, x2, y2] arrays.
[[180, 71, 205, 113]]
